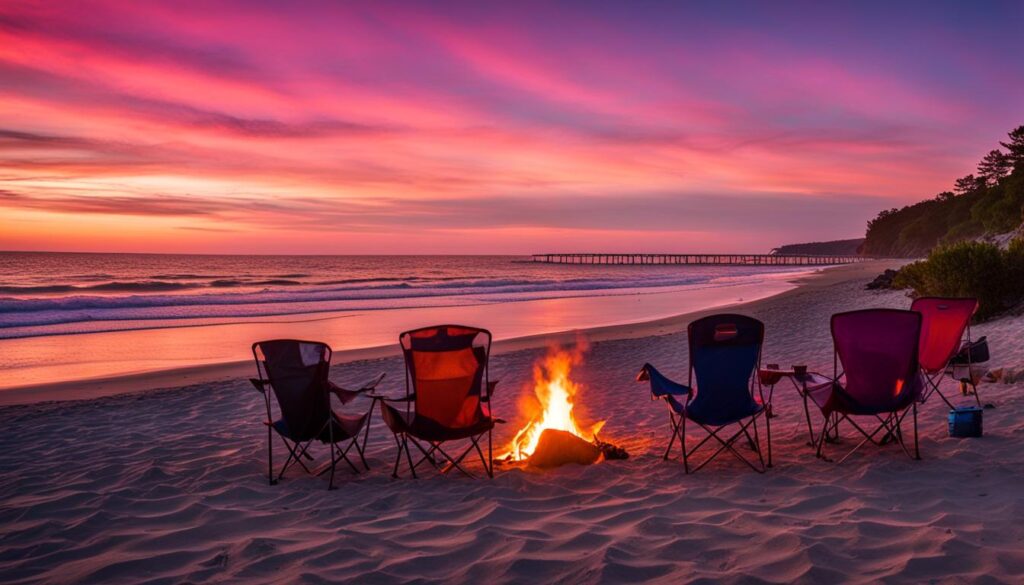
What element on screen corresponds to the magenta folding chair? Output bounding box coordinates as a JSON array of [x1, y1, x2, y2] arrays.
[[808, 309, 924, 463], [911, 297, 981, 408]]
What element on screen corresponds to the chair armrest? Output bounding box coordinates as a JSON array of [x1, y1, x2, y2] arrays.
[[757, 368, 790, 385], [249, 378, 268, 394], [483, 380, 499, 400], [356, 372, 386, 392], [328, 380, 362, 405], [331, 372, 387, 394], [638, 363, 692, 399]]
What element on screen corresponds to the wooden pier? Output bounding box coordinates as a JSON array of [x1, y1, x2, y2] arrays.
[[530, 253, 869, 266]]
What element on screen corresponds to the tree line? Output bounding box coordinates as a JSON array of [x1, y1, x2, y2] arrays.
[[862, 124, 1024, 257]]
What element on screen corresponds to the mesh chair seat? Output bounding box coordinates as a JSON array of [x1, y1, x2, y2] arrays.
[[382, 403, 495, 442], [805, 380, 836, 411], [270, 411, 367, 442], [815, 376, 923, 417], [663, 393, 763, 426]]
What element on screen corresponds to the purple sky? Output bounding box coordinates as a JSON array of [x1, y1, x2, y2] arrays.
[[1, 0, 1022, 253]]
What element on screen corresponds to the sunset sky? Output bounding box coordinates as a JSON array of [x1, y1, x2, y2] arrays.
[[2, 0, 1022, 254]]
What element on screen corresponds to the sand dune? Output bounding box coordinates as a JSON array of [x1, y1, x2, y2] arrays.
[[2, 264, 1024, 584]]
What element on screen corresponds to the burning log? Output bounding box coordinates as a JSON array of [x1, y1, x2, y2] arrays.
[[526, 429, 630, 468], [528, 429, 602, 467], [499, 341, 628, 468]]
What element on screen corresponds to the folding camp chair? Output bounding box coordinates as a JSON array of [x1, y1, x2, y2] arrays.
[[637, 314, 771, 473], [382, 325, 500, 479], [808, 309, 924, 463], [250, 339, 383, 489], [911, 297, 982, 409]]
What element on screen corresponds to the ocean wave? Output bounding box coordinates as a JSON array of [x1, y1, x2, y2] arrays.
[[149, 273, 311, 280], [209, 279, 304, 288], [0, 281, 194, 294], [0, 274, 727, 328]]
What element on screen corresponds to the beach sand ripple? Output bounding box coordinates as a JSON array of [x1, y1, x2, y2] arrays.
[[2, 266, 1024, 583]]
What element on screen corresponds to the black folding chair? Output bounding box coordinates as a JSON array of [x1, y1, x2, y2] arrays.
[[250, 339, 383, 489]]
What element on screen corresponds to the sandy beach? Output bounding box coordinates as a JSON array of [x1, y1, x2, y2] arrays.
[[2, 261, 1024, 584]]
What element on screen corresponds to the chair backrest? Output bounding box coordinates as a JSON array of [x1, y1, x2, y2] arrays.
[[911, 297, 978, 373], [831, 309, 921, 412], [686, 314, 763, 421], [253, 340, 332, 441], [400, 325, 491, 429]]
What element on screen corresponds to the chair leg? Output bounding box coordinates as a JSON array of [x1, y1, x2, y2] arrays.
[[681, 416, 690, 474], [663, 413, 679, 460], [486, 430, 494, 478], [351, 437, 370, 472], [334, 441, 361, 474], [470, 435, 492, 479], [740, 424, 757, 452], [403, 435, 418, 479], [268, 426, 276, 486], [764, 406, 773, 467], [436, 442, 477, 478], [752, 414, 766, 472], [913, 402, 921, 460], [327, 448, 337, 490], [815, 413, 831, 460], [683, 419, 765, 473], [801, 394, 816, 446], [927, 374, 956, 410], [970, 381, 984, 408], [358, 413, 373, 471], [391, 434, 403, 478]]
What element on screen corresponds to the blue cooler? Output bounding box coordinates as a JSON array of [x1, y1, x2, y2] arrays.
[[948, 407, 983, 438]]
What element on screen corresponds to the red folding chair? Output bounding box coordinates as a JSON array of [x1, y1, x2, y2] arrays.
[[911, 297, 981, 408]]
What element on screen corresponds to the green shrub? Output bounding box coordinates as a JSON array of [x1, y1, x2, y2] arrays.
[[891, 260, 928, 291], [892, 241, 1022, 320], [1007, 237, 1024, 291]]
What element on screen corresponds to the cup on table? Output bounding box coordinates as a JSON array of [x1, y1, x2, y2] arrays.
[[792, 364, 807, 376]]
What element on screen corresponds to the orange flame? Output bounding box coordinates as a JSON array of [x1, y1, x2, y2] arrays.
[[502, 340, 605, 461]]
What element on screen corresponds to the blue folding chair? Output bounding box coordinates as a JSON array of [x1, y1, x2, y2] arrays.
[[638, 314, 770, 473]]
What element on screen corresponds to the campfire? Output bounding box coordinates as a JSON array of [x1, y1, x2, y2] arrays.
[[501, 341, 626, 467]]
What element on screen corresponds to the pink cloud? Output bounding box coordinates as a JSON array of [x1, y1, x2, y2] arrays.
[[0, 1, 1021, 253]]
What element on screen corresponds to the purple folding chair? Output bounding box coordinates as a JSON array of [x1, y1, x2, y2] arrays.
[[911, 297, 982, 408], [808, 309, 924, 463]]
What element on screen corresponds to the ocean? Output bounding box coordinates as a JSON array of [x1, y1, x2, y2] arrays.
[[0, 253, 810, 339], [0, 252, 813, 389]]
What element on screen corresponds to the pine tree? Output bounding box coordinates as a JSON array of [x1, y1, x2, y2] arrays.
[[999, 125, 1024, 172], [976, 149, 1011, 187], [953, 174, 981, 195]]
